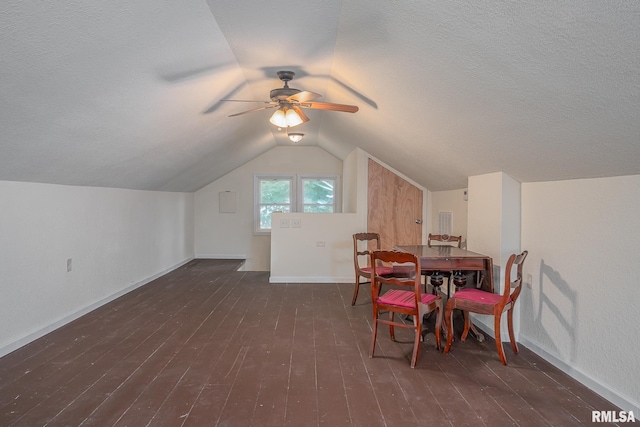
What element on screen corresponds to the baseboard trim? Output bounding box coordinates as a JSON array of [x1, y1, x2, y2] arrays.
[[269, 276, 352, 284], [466, 319, 638, 413], [0, 257, 194, 358], [196, 253, 247, 260], [518, 336, 639, 414]]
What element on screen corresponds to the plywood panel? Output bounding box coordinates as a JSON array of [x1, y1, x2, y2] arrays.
[[367, 159, 422, 250]]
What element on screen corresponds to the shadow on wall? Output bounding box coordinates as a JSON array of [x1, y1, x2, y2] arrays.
[[526, 259, 578, 362]]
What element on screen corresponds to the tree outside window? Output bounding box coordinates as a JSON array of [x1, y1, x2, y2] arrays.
[[257, 177, 293, 230], [301, 178, 335, 213]]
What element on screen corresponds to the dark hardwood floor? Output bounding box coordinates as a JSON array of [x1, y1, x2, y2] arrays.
[[0, 259, 620, 426]]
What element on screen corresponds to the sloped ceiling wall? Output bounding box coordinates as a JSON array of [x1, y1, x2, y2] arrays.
[[1, 1, 639, 192]]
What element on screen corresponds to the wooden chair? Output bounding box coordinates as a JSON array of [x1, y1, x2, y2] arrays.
[[423, 233, 464, 296], [351, 232, 412, 305], [444, 250, 528, 365], [370, 250, 442, 368], [427, 233, 462, 248], [352, 233, 390, 305]]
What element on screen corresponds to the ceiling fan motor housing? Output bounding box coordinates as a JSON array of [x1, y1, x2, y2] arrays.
[[270, 87, 301, 101], [271, 71, 300, 101]]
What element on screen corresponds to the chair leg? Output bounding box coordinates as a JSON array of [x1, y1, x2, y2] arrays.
[[434, 301, 443, 351], [412, 314, 423, 343], [461, 310, 471, 341], [351, 276, 361, 306], [388, 311, 395, 341], [444, 302, 455, 353], [411, 322, 421, 368], [495, 315, 507, 365], [507, 308, 519, 355], [370, 309, 379, 358]]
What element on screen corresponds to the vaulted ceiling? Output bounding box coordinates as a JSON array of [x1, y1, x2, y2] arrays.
[[2, 1, 639, 192]]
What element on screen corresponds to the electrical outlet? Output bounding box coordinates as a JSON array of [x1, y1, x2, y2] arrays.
[[280, 218, 290, 228], [526, 273, 533, 289], [292, 218, 302, 228], [67, 258, 72, 272]]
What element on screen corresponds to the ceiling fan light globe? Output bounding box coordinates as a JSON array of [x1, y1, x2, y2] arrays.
[[288, 133, 304, 143], [285, 108, 303, 127], [269, 109, 288, 127]]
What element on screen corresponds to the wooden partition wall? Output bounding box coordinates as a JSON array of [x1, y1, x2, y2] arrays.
[[367, 159, 423, 250]]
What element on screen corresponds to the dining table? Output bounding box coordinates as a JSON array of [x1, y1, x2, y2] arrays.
[[393, 244, 495, 342]]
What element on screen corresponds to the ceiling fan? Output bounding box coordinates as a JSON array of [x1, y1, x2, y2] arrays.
[[222, 71, 359, 127]]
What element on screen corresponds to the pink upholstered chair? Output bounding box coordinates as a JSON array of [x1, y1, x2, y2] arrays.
[[444, 250, 528, 365], [351, 233, 413, 305], [370, 250, 442, 368]]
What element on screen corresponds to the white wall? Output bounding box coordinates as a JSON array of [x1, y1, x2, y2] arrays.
[[270, 213, 362, 283], [520, 174, 640, 413], [467, 171, 521, 271], [341, 148, 359, 214], [466, 172, 521, 337], [0, 180, 194, 356], [194, 146, 343, 271], [467, 172, 504, 261], [430, 188, 468, 243]]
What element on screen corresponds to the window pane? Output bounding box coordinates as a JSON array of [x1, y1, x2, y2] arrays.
[[260, 180, 291, 203], [303, 179, 334, 204], [260, 205, 291, 229]]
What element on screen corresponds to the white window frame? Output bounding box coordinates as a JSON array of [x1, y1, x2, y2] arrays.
[[254, 175, 295, 235], [297, 175, 341, 214], [254, 174, 340, 234]]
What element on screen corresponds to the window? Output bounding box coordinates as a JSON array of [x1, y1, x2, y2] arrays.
[[255, 175, 294, 233], [254, 174, 340, 233], [298, 176, 337, 213]]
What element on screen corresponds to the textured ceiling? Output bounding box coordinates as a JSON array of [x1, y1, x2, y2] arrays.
[[1, 1, 639, 192]]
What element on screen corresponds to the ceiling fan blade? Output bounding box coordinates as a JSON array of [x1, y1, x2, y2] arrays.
[[229, 104, 277, 117], [292, 106, 310, 123], [301, 102, 359, 113], [287, 91, 322, 103], [202, 82, 248, 114]]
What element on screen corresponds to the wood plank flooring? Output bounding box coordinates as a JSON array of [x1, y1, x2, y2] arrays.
[[0, 259, 621, 426]]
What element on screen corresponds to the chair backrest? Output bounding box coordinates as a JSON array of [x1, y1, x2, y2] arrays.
[[353, 233, 382, 273], [427, 233, 462, 248], [370, 250, 421, 301], [500, 250, 528, 304]]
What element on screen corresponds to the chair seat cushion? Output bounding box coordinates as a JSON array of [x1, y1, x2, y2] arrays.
[[378, 289, 438, 308], [361, 266, 394, 276], [453, 288, 508, 305]]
